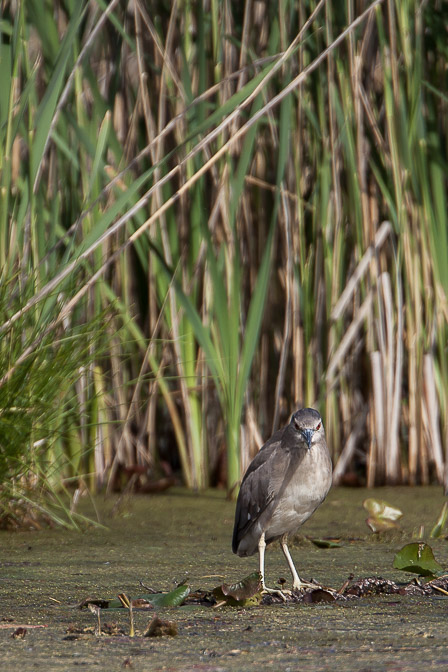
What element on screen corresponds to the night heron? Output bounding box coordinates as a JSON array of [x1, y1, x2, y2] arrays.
[[232, 408, 332, 596]]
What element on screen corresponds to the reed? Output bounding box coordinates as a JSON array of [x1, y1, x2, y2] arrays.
[[0, 0, 446, 516]]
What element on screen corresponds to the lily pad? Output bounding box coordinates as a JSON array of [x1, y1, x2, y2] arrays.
[[213, 571, 263, 606], [363, 498, 403, 532], [310, 538, 342, 548], [393, 542, 443, 578], [146, 585, 190, 607]]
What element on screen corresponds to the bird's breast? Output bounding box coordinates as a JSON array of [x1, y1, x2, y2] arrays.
[[265, 445, 332, 539]]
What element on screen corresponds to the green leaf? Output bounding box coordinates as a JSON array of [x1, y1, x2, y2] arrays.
[[105, 585, 190, 609], [310, 538, 342, 548], [430, 502, 448, 539], [145, 585, 191, 607], [393, 542, 443, 578]]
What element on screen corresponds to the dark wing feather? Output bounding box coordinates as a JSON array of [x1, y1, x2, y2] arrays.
[[232, 429, 290, 554]]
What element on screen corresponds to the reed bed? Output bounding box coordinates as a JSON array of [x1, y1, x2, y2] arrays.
[[0, 0, 446, 517]]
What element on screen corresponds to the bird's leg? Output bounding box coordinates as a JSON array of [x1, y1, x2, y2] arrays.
[[258, 533, 287, 601], [280, 534, 318, 592]]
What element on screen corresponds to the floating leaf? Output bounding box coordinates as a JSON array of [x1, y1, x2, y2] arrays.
[[310, 538, 342, 548], [393, 542, 443, 578], [363, 498, 403, 532], [430, 502, 448, 539], [213, 571, 263, 606]]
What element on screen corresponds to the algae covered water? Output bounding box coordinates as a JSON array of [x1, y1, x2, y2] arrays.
[[1, 486, 448, 671]]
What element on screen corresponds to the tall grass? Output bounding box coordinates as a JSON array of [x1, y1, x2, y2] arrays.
[[0, 0, 446, 515]]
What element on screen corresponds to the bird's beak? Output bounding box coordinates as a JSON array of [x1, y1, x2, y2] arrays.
[[300, 428, 314, 450]]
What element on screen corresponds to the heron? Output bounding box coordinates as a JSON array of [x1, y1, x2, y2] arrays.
[[232, 408, 332, 597]]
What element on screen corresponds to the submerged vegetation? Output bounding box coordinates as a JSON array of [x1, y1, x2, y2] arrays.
[[0, 0, 447, 517]]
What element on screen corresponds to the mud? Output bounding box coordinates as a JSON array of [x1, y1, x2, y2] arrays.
[[1, 486, 448, 671]]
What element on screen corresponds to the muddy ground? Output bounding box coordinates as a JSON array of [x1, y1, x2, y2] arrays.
[[2, 486, 448, 671]]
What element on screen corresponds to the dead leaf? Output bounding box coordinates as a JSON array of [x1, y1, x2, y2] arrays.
[[363, 498, 403, 532], [143, 616, 178, 637], [303, 589, 336, 604]]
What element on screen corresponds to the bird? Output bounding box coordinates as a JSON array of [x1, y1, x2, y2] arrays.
[[232, 407, 332, 597]]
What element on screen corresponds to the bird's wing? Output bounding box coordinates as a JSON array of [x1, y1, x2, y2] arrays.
[[232, 430, 291, 554]]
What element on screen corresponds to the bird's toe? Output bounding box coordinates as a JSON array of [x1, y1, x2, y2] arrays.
[[261, 586, 290, 602], [292, 579, 321, 592]]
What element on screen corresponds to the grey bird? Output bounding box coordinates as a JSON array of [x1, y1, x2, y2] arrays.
[[232, 408, 332, 596]]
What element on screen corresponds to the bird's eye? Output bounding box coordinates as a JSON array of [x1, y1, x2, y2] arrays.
[[316, 422, 321, 430]]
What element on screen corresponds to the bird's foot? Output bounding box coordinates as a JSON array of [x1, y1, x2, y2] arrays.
[[292, 579, 322, 593], [261, 585, 290, 602]]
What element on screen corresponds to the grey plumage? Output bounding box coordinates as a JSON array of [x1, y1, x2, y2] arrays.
[[232, 408, 332, 593]]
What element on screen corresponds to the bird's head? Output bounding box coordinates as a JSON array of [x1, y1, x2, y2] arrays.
[[291, 408, 324, 450]]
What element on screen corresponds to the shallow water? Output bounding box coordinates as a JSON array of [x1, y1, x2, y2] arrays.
[[1, 486, 448, 671]]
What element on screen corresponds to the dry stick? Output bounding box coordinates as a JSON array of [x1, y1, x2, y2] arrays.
[[423, 354, 444, 481], [0, 0, 385, 377]]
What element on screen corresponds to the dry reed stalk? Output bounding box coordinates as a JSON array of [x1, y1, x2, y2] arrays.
[[330, 221, 391, 322], [271, 189, 293, 433], [370, 350, 385, 484], [327, 292, 374, 387], [422, 354, 444, 482]]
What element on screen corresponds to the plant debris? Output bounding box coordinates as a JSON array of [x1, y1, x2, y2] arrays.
[[11, 627, 27, 639], [363, 498, 403, 532], [213, 571, 263, 606], [143, 616, 178, 637]]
